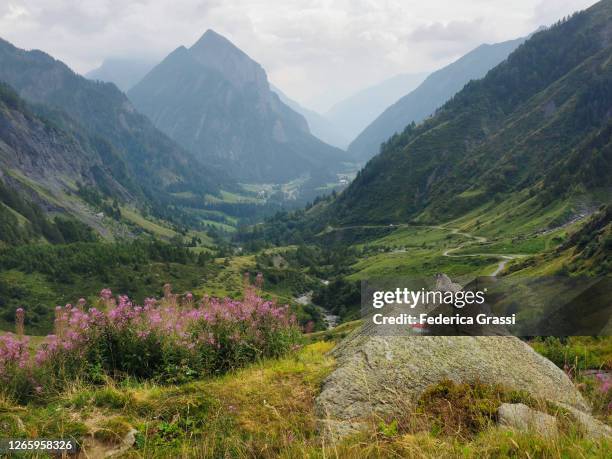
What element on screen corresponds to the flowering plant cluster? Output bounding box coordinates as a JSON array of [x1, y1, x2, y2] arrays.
[[594, 372, 612, 413], [0, 275, 300, 401]]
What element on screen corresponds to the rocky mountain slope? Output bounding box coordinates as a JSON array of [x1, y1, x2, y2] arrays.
[[0, 83, 134, 240], [347, 37, 525, 161], [0, 37, 227, 206], [0, 84, 126, 195], [128, 30, 345, 184]]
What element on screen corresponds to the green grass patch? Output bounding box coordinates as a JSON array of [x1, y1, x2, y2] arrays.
[[531, 337, 612, 371], [204, 190, 263, 204], [194, 255, 257, 298], [348, 249, 499, 280], [120, 207, 177, 239]]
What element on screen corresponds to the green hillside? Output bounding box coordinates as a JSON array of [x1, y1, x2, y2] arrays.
[[347, 36, 525, 160], [330, 2, 612, 226]]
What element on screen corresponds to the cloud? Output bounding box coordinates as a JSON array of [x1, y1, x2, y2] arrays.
[[407, 18, 485, 43], [0, 0, 600, 112], [532, 0, 596, 27]]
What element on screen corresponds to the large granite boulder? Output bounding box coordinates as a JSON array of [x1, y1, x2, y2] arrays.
[[315, 275, 590, 440]]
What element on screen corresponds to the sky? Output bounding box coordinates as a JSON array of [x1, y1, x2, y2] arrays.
[[0, 0, 599, 112]]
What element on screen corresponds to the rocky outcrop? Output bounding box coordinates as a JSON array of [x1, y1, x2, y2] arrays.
[[496, 402, 612, 441], [315, 275, 590, 441]]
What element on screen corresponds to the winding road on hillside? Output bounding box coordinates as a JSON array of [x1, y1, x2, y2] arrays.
[[324, 206, 595, 277], [322, 223, 525, 277], [436, 226, 525, 277]]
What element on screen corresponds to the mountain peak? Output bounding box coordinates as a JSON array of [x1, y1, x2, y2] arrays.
[[128, 28, 343, 185], [190, 29, 245, 57], [198, 29, 226, 41], [187, 29, 265, 89]]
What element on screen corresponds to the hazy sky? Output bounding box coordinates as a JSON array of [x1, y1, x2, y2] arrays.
[[0, 0, 598, 112]]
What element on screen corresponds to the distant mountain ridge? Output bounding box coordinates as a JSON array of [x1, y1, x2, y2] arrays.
[[326, 72, 427, 146], [324, 0, 612, 225], [129, 30, 345, 184], [85, 57, 156, 92], [0, 37, 227, 200], [347, 36, 526, 160], [271, 84, 349, 149]]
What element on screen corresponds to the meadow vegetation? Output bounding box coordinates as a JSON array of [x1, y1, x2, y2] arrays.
[[1, 331, 610, 458], [0, 276, 300, 405]]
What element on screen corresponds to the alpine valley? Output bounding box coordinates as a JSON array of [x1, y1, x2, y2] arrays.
[[0, 1, 610, 457]]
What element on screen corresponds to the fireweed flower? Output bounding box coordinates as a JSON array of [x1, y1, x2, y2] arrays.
[[144, 297, 157, 308], [100, 288, 113, 300], [0, 333, 30, 377], [184, 292, 194, 307], [1, 275, 300, 398]]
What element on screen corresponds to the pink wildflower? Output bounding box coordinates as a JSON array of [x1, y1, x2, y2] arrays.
[[596, 373, 611, 393], [4, 274, 299, 389], [100, 288, 113, 300]]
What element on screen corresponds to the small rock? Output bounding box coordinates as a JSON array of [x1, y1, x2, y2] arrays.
[[497, 403, 558, 438], [558, 403, 612, 440], [105, 428, 138, 458]]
